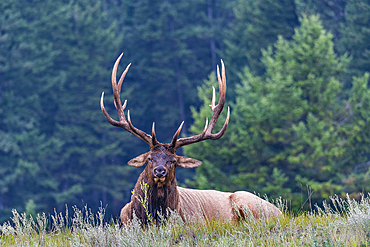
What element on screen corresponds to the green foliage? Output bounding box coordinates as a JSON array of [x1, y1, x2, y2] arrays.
[[0, 0, 134, 221], [117, 0, 233, 139], [338, 73, 370, 196], [186, 15, 370, 209], [339, 0, 370, 78], [0, 0, 63, 221], [24, 199, 37, 219], [222, 0, 299, 92], [294, 0, 347, 41]]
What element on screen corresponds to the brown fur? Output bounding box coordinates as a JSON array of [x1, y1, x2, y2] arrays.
[[130, 171, 179, 224]]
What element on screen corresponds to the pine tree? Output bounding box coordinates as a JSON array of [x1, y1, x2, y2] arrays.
[[186, 15, 367, 208]]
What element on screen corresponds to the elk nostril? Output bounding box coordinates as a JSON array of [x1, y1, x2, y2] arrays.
[[154, 167, 166, 178]]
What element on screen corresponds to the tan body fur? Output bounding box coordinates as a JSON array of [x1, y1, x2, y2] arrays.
[[120, 186, 282, 224]]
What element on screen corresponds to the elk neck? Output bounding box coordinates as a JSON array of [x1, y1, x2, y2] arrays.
[[132, 162, 179, 222]]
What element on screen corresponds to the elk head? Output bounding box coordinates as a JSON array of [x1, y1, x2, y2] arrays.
[[100, 53, 230, 187]]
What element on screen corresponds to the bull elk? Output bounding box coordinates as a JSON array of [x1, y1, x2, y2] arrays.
[[100, 53, 282, 224]]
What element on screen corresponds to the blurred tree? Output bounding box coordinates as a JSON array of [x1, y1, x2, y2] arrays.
[[222, 0, 299, 96], [0, 0, 135, 220], [339, 0, 370, 78], [338, 73, 370, 198], [116, 0, 234, 142], [47, 0, 135, 214], [0, 0, 63, 221], [335, 0, 370, 196], [294, 0, 346, 42]]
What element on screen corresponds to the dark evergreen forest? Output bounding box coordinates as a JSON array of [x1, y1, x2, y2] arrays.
[[1, 0, 370, 222]]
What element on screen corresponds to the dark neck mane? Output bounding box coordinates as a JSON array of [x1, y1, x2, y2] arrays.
[[132, 172, 179, 223]]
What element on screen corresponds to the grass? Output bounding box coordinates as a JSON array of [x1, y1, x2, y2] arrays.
[[0, 195, 370, 246]]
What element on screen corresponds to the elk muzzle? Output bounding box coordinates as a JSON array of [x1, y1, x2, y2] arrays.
[[153, 165, 167, 183]]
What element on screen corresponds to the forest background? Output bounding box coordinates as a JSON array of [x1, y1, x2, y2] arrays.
[[1, 0, 370, 222]]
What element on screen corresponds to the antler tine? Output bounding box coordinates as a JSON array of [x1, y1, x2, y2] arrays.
[[152, 122, 159, 146], [101, 53, 153, 146], [205, 59, 226, 135], [172, 60, 230, 150], [170, 121, 184, 148], [101, 92, 122, 127], [209, 87, 216, 111], [117, 64, 131, 99], [202, 118, 209, 137], [111, 53, 124, 118]]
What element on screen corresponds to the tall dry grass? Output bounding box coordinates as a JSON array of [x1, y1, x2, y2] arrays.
[[0, 195, 369, 246]]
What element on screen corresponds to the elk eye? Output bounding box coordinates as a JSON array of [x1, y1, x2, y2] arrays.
[[148, 157, 152, 162]]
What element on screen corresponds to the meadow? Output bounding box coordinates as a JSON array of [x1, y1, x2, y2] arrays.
[[0, 195, 369, 246]]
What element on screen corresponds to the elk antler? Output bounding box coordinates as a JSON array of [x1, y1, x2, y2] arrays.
[[170, 60, 230, 150], [100, 53, 158, 147]]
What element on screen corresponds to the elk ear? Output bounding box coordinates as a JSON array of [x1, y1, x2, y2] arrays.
[[177, 156, 202, 169], [128, 152, 149, 167]]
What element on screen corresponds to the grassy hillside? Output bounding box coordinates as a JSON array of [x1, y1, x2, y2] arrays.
[[0, 195, 369, 246]]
